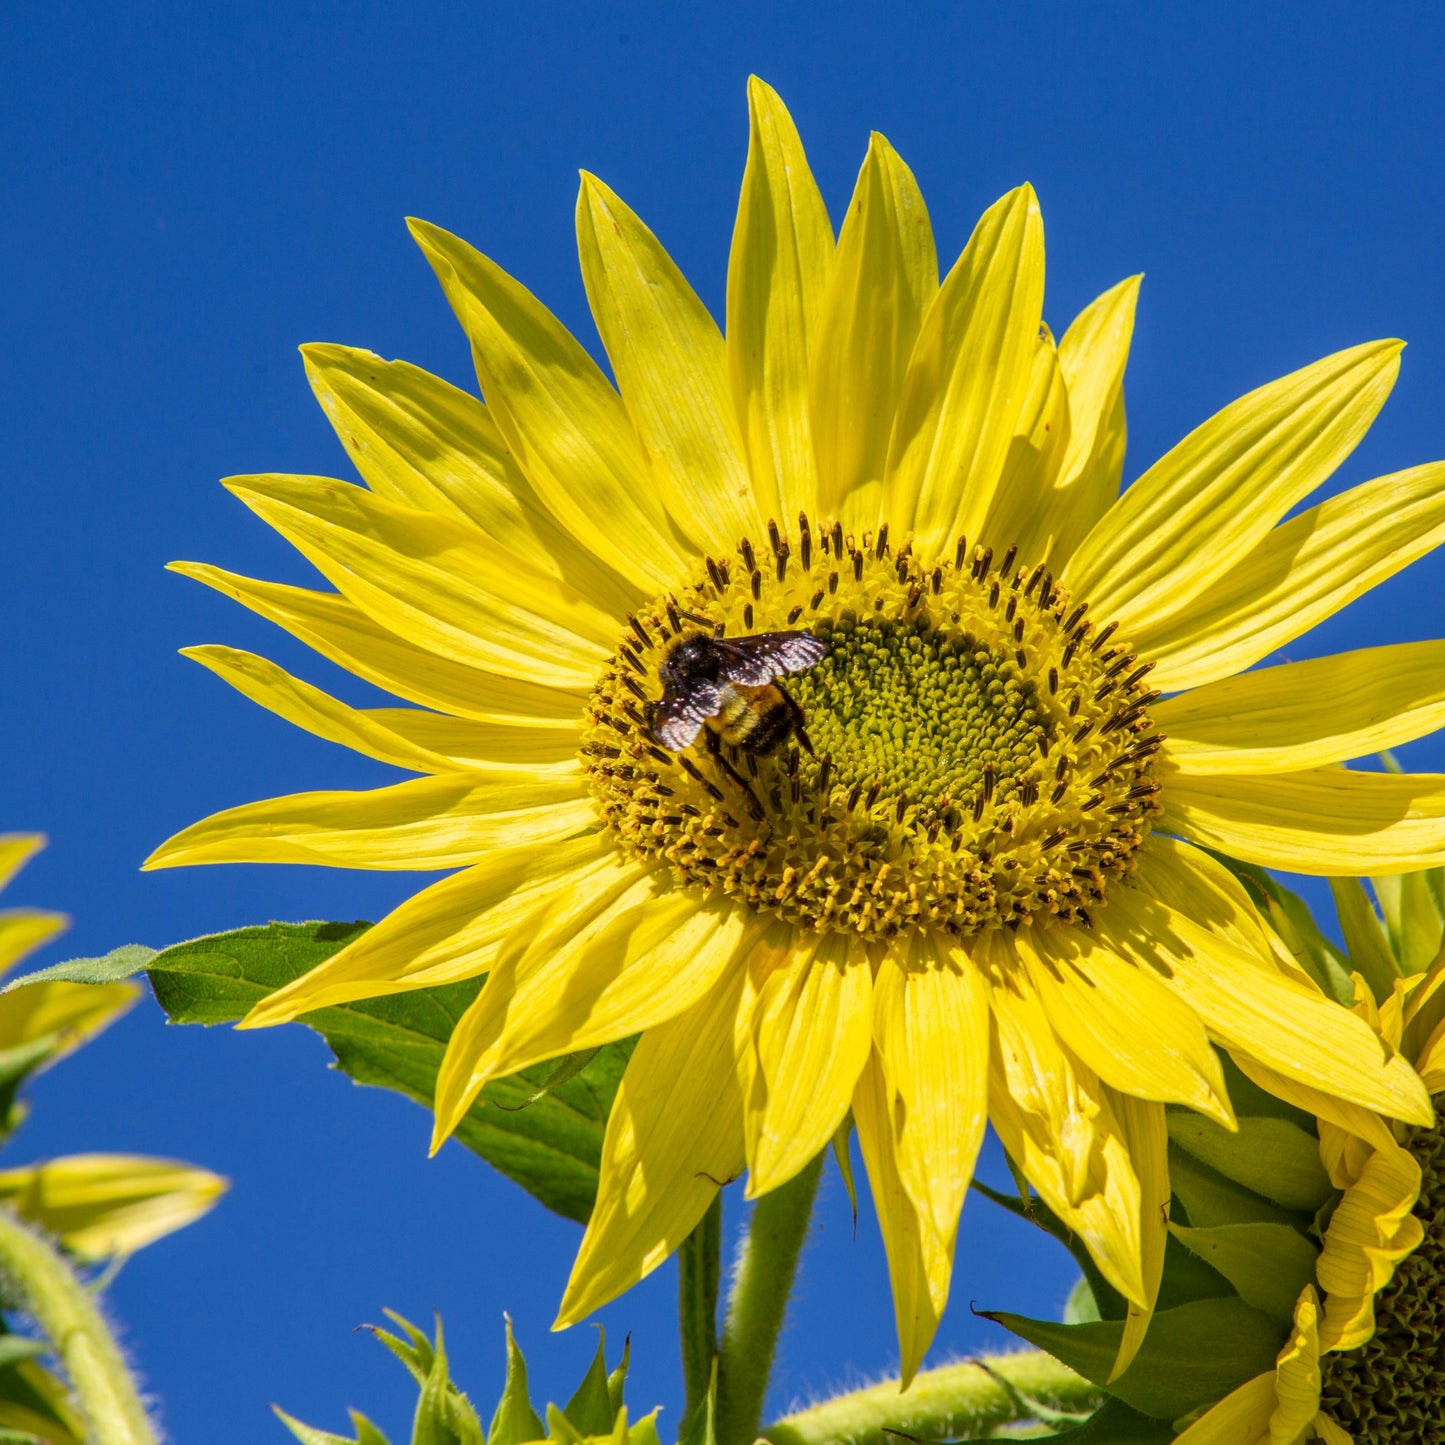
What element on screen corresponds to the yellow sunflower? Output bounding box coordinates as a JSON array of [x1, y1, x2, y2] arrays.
[[148, 78, 1444, 1382], [1177, 959, 1445, 1442]]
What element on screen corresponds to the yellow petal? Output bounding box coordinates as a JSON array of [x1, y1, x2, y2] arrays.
[[433, 875, 757, 1142], [1142, 461, 1445, 693], [1018, 922, 1234, 1127], [1108, 1092, 1169, 1381], [364, 707, 578, 767], [409, 218, 690, 593], [0, 911, 69, 976], [1230, 1052, 1399, 1157], [886, 185, 1045, 557], [1039, 276, 1141, 569], [226, 474, 614, 688], [0, 1154, 227, 1259], [0, 835, 44, 893], [144, 768, 591, 871], [852, 1048, 951, 1387], [0, 980, 137, 1058], [743, 929, 872, 1197], [1163, 765, 1445, 876], [1158, 641, 1445, 774], [1109, 862, 1433, 1125], [300, 344, 637, 616], [1171, 1372, 1276, 1444], [870, 933, 989, 1250], [1268, 1287, 1324, 1445], [171, 563, 586, 726], [978, 932, 1146, 1306], [242, 834, 616, 1025], [727, 76, 835, 528], [576, 174, 760, 547], [1065, 341, 1401, 640], [810, 133, 937, 534], [557, 962, 748, 1326]]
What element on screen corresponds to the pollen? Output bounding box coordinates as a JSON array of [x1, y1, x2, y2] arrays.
[[580, 517, 1163, 941]]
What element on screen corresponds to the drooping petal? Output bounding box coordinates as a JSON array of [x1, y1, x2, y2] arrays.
[[172, 563, 585, 726], [558, 961, 749, 1326], [242, 834, 617, 1025], [742, 928, 873, 1198], [225, 475, 615, 686], [1162, 766, 1445, 876], [871, 933, 989, 1251], [1018, 922, 1235, 1127], [1111, 859, 1433, 1125], [576, 174, 761, 546], [885, 185, 1045, 557], [1141, 462, 1445, 693], [1268, 1288, 1326, 1445], [1229, 1053, 1400, 1157], [1158, 642, 1445, 774], [852, 1048, 952, 1387], [810, 133, 937, 534], [0, 979, 137, 1057], [1171, 1373, 1277, 1444], [144, 768, 592, 871], [1065, 341, 1401, 639], [409, 219, 691, 592], [1108, 1091, 1170, 1381], [0, 911, 68, 976], [726, 76, 835, 528]]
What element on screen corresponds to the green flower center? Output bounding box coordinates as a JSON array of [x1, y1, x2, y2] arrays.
[[580, 516, 1163, 941], [1320, 1103, 1445, 1442]]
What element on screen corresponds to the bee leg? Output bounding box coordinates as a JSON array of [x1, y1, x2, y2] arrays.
[[704, 728, 766, 820], [777, 682, 815, 755]]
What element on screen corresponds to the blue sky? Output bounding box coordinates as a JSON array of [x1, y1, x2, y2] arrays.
[[6, 3, 1445, 1440]]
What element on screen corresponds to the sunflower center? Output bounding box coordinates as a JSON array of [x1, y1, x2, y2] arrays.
[[1319, 1102, 1445, 1441], [580, 517, 1163, 941]]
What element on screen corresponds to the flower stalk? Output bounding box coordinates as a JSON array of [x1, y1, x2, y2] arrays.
[[0, 1202, 156, 1445], [679, 1192, 723, 1435]]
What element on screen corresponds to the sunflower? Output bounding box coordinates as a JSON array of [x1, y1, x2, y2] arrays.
[[148, 78, 1445, 1381]]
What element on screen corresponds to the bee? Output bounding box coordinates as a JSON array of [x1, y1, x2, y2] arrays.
[[646, 629, 827, 803]]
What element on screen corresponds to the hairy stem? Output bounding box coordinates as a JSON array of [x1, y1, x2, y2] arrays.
[[762, 1350, 1099, 1445], [715, 1155, 823, 1445], [0, 1204, 156, 1445], [679, 1193, 722, 1435]]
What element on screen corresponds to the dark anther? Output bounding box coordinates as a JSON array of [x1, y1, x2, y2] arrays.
[[1068, 695, 1082, 717], [931, 566, 943, 595], [622, 702, 649, 729], [1090, 620, 1119, 653], [627, 613, 652, 648], [1000, 543, 1019, 579], [1072, 720, 1095, 743], [818, 754, 833, 794], [1024, 564, 1045, 597], [677, 608, 717, 629], [1005, 596, 1018, 622], [706, 556, 727, 591], [828, 570, 839, 595], [1122, 662, 1157, 691], [622, 675, 649, 703], [830, 520, 844, 556], [926, 820, 942, 843], [1127, 782, 1161, 799], [1041, 829, 1067, 849], [895, 794, 909, 823], [1020, 779, 1039, 806], [955, 534, 969, 570], [896, 554, 911, 583], [1063, 602, 1088, 633], [853, 551, 864, 582], [865, 779, 883, 809], [620, 644, 644, 674], [906, 583, 923, 609], [750, 569, 763, 600], [809, 589, 825, 610], [1081, 792, 1105, 810], [950, 832, 964, 853], [1013, 617, 1025, 642], [1103, 650, 1137, 680], [1014, 648, 1028, 669], [875, 523, 890, 559], [743, 602, 755, 629], [1050, 780, 1068, 804], [1037, 732, 1051, 757], [1056, 755, 1071, 779], [982, 763, 996, 802], [776, 544, 790, 583], [989, 580, 1001, 609], [1048, 666, 1059, 694], [787, 604, 803, 624], [740, 536, 757, 572], [768, 518, 783, 556], [647, 743, 673, 765], [972, 790, 987, 822], [1060, 641, 1079, 669], [846, 781, 863, 812], [665, 599, 683, 631]]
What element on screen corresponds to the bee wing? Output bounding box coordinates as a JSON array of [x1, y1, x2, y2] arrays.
[[647, 685, 719, 751], [714, 631, 827, 684]]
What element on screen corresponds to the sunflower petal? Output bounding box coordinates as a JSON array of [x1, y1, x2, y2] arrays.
[[743, 929, 872, 1197], [1163, 766, 1445, 876], [886, 184, 1045, 557], [810, 133, 937, 534], [144, 769, 591, 871], [242, 834, 616, 1025], [409, 219, 689, 593], [0, 912, 69, 976], [1108, 1092, 1170, 1381], [1065, 341, 1401, 637], [727, 76, 835, 527], [226, 475, 614, 686], [1110, 863, 1433, 1125], [1159, 642, 1445, 774], [0, 978, 136, 1056], [1171, 1373, 1276, 1444], [0, 836, 44, 893], [576, 174, 760, 547], [852, 1048, 951, 1387], [364, 708, 578, 767], [1141, 462, 1445, 693], [557, 963, 748, 1327]]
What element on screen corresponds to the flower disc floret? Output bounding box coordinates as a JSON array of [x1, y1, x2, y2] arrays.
[[582, 516, 1164, 940]]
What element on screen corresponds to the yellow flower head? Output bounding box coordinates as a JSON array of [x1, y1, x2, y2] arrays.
[[149, 79, 1445, 1380]]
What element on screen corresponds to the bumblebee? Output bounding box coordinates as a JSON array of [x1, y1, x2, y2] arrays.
[[646, 629, 827, 777]]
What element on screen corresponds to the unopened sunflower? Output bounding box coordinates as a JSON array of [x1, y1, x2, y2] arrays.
[[149, 78, 1445, 1380]]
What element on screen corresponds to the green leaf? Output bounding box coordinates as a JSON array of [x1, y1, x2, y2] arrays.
[[272, 1407, 359, 1445], [954, 1397, 1174, 1444], [146, 922, 633, 1223], [981, 1297, 1281, 1419], [1166, 1115, 1332, 1212], [2, 945, 157, 991], [1167, 1144, 1300, 1229], [563, 1333, 616, 1436], [1329, 877, 1400, 1001], [678, 1361, 717, 1445], [489, 1317, 545, 1445], [1168, 1222, 1319, 1325], [1063, 1276, 1100, 1325]]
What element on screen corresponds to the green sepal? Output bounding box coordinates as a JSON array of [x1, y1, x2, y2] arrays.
[[1168, 1221, 1319, 1325], [144, 921, 634, 1223], [1063, 1276, 1101, 1324], [273, 1407, 361, 1445], [1167, 1144, 1300, 1228], [563, 1332, 616, 1436], [626, 1410, 663, 1445], [1329, 877, 1401, 1001], [954, 1397, 1174, 1444], [350, 1412, 395, 1445], [413, 1315, 484, 1445], [606, 1336, 630, 1417], [678, 1360, 717, 1445], [2, 944, 157, 991], [488, 1315, 545, 1445], [1166, 1114, 1332, 1212], [980, 1297, 1281, 1419], [366, 1314, 431, 1389], [546, 1404, 583, 1445], [830, 1116, 857, 1233]]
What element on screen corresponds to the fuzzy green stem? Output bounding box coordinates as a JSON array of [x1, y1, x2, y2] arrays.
[[0, 1204, 156, 1445], [679, 1193, 722, 1436], [715, 1154, 823, 1445], [761, 1350, 1099, 1445]]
